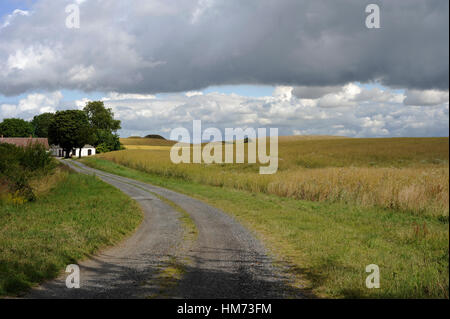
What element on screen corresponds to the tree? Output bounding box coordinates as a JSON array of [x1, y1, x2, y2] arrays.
[[83, 101, 122, 153], [48, 110, 93, 158], [31, 113, 55, 138], [0, 118, 34, 137], [84, 101, 121, 132], [95, 129, 121, 152]]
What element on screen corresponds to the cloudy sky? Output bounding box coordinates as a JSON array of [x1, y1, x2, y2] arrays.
[[0, 0, 448, 138]]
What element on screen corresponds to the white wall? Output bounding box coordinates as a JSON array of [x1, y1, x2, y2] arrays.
[[51, 147, 96, 157], [74, 148, 96, 157]]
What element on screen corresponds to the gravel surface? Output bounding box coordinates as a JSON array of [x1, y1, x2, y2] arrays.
[[27, 160, 304, 299]]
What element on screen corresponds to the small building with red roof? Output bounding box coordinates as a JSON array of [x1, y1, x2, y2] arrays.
[[0, 136, 50, 149]]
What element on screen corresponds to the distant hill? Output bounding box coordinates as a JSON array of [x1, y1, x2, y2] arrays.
[[124, 134, 167, 139], [120, 137, 176, 147], [144, 134, 166, 140], [121, 134, 350, 148]]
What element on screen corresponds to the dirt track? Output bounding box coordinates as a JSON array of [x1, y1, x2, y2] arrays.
[[27, 160, 304, 299]]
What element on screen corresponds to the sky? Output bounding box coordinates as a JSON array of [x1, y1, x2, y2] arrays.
[[0, 0, 448, 138]]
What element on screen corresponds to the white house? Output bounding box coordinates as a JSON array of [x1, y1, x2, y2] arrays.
[[50, 145, 96, 158]]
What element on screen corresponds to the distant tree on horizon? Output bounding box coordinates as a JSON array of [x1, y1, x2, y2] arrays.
[[144, 134, 166, 140]]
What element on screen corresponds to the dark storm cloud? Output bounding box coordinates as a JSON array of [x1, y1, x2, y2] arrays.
[[0, 0, 448, 96]]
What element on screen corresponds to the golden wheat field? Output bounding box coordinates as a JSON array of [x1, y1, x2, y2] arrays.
[[110, 137, 449, 217]]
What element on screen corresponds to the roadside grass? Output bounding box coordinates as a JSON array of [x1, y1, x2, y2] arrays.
[[0, 143, 57, 203], [28, 166, 70, 198], [81, 157, 449, 298], [0, 169, 143, 297]]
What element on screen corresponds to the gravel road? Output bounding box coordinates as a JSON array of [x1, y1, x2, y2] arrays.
[[27, 160, 304, 299]]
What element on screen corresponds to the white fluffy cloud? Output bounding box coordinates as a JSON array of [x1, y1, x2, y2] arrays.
[[404, 89, 449, 106], [72, 83, 447, 138], [293, 83, 407, 108], [1, 91, 62, 119], [1, 9, 29, 29], [1, 84, 448, 138]]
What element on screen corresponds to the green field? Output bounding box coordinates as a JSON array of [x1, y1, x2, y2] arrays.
[[0, 169, 142, 296], [81, 136, 449, 298]]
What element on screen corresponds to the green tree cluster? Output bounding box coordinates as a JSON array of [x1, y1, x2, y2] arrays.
[[48, 101, 122, 157], [31, 113, 55, 138], [83, 101, 122, 153], [0, 101, 122, 157], [0, 118, 34, 137]]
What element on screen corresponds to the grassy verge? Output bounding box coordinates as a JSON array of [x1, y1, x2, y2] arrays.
[[81, 157, 449, 298], [0, 169, 143, 297]]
